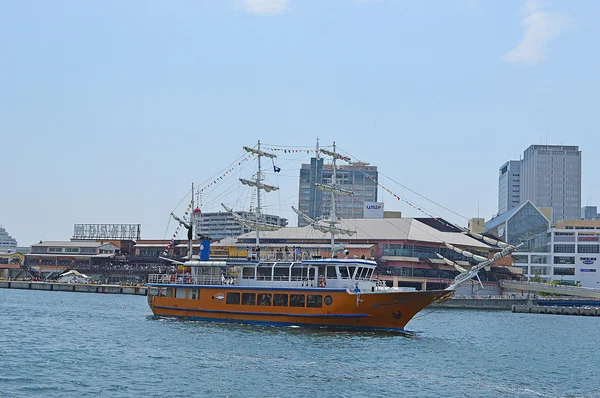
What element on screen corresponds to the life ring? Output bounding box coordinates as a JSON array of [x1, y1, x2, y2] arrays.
[[318, 276, 326, 288]]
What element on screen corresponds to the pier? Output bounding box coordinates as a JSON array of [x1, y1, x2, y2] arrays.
[[0, 280, 154, 295]]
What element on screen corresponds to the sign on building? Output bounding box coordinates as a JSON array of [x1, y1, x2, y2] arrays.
[[364, 202, 384, 219], [73, 224, 141, 240]]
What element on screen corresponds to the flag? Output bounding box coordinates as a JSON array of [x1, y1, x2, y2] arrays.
[[274, 166, 281, 173]]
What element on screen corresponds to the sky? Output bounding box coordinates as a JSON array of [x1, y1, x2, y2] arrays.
[[1, 0, 599, 246]]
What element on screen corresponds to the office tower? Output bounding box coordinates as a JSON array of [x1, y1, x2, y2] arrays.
[[297, 158, 378, 226], [520, 145, 581, 221], [498, 160, 521, 215]]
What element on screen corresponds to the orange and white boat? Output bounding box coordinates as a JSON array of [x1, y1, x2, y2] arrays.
[[148, 140, 519, 331], [147, 258, 455, 331]]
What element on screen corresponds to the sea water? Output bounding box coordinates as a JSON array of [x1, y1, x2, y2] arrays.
[[1, 289, 599, 398]]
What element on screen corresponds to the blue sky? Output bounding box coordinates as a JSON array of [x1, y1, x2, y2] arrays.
[[2, 0, 599, 246]]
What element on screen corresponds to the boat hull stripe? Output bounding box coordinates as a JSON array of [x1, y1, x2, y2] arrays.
[[154, 305, 368, 318], [154, 314, 406, 332]]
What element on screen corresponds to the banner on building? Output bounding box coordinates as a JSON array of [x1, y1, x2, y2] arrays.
[[364, 202, 384, 219]]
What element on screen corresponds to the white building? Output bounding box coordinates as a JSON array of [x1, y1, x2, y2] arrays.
[[485, 202, 600, 287], [0, 225, 18, 253]]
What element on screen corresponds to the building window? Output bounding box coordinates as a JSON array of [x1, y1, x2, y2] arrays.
[[553, 256, 575, 265], [554, 244, 575, 253], [578, 245, 600, 254], [553, 267, 575, 276]]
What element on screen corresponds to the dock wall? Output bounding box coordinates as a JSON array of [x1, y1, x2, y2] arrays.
[[0, 280, 150, 295]]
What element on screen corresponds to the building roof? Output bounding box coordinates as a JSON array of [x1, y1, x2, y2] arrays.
[[485, 206, 521, 233], [32, 241, 114, 248], [214, 218, 490, 249]]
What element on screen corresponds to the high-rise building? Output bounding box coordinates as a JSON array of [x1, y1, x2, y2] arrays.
[[0, 225, 18, 253], [519, 145, 581, 221], [297, 158, 378, 226], [498, 160, 521, 215], [582, 206, 599, 220]]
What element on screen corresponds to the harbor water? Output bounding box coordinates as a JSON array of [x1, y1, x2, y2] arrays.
[[1, 289, 599, 398]]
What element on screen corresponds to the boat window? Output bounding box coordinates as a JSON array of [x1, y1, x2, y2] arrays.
[[176, 288, 186, 299], [257, 267, 272, 281], [275, 262, 292, 267], [226, 292, 240, 304], [365, 268, 374, 280], [355, 267, 364, 279], [307, 295, 322, 308], [273, 294, 288, 306], [273, 267, 289, 281], [347, 266, 356, 279], [242, 293, 256, 305], [165, 288, 173, 298], [324, 295, 333, 306], [190, 289, 199, 300], [326, 266, 337, 278], [290, 294, 305, 307], [258, 293, 272, 306], [291, 266, 307, 281], [242, 267, 256, 279], [339, 266, 350, 279]]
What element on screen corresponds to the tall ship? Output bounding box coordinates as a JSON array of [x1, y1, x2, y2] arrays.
[[147, 141, 519, 331]]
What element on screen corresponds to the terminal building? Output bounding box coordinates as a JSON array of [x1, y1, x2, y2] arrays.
[[485, 201, 600, 287]]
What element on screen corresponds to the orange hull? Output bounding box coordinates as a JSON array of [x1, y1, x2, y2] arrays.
[[148, 285, 454, 331]]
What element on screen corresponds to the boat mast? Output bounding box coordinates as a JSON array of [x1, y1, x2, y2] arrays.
[[189, 182, 194, 260], [329, 141, 338, 257], [255, 140, 262, 250]]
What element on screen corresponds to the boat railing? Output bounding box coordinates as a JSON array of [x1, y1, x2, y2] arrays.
[[148, 274, 234, 286]]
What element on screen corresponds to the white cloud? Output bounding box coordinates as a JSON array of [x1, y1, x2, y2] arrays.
[[242, 0, 289, 16], [505, 0, 569, 65]]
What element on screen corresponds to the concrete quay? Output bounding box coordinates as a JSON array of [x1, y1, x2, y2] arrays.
[[0, 280, 154, 296], [512, 304, 600, 316], [431, 297, 530, 310]]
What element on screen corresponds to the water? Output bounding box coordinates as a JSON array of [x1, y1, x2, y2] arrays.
[[1, 289, 599, 398]]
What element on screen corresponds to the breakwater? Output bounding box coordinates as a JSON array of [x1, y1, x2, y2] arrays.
[[0, 280, 153, 295], [512, 304, 600, 316]]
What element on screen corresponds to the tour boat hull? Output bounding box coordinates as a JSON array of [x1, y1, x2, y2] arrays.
[[148, 285, 454, 331]]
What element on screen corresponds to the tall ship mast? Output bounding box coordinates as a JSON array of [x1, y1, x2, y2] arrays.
[[222, 140, 280, 259], [293, 141, 355, 257]]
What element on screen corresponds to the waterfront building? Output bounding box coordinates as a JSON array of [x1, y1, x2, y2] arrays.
[[193, 211, 288, 241], [582, 206, 599, 220], [0, 225, 18, 253], [297, 157, 378, 226], [24, 241, 119, 279], [520, 144, 581, 221], [498, 160, 521, 215], [485, 202, 600, 287]]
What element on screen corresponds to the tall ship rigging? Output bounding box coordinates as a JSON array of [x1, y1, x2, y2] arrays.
[[147, 141, 520, 331]]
